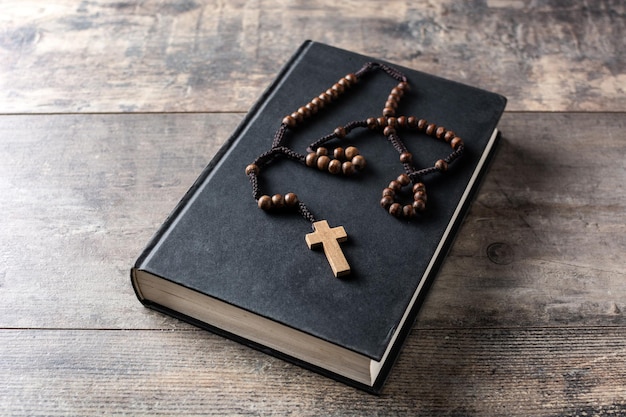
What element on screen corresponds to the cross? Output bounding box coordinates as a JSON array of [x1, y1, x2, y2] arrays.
[[305, 220, 351, 278]]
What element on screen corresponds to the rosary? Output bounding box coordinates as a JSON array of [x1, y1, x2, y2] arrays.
[[245, 62, 464, 278]]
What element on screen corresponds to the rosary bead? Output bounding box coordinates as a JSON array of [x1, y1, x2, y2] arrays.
[[282, 115, 297, 128], [403, 204, 415, 218], [397, 116, 407, 128], [380, 196, 394, 209], [334, 126, 347, 138], [333, 147, 345, 160], [397, 81, 410, 92], [435, 159, 448, 171], [245, 164, 259, 176], [387, 117, 397, 128], [297, 106, 311, 119], [376, 117, 387, 127], [344, 146, 359, 160], [351, 154, 366, 170], [389, 202, 403, 217], [413, 190, 427, 203], [397, 173, 410, 186], [386, 95, 399, 107], [342, 161, 355, 175], [258, 195, 273, 210], [284, 192, 299, 207], [326, 88, 340, 100], [317, 155, 331, 171], [305, 152, 318, 167], [425, 123, 437, 136], [444, 130, 456, 142], [331, 82, 345, 94], [407, 116, 418, 128], [316, 147, 328, 156], [417, 119, 428, 130], [272, 194, 285, 208], [383, 107, 395, 117], [383, 126, 396, 136], [412, 182, 426, 193], [382, 187, 395, 197], [366, 117, 377, 129], [388, 180, 402, 192], [291, 111, 303, 123], [391, 87, 404, 98], [318, 92, 332, 104], [412, 199, 426, 212], [344, 73, 358, 85], [328, 159, 342, 174], [436, 126, 446, 139], [337, 77, 350, 88], [311, 97, 325, 109], [451, 136, 464, 150], [399, 152, 412, 164], [305, 101, 318, 115]]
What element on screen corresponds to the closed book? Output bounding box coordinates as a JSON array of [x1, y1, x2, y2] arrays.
[[131, 40, 507, 393]]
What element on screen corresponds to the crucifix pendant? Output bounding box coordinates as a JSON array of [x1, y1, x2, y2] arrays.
[[305, 220, 351, 278]]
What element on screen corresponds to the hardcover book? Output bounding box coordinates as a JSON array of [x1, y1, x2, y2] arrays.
[[131, 41, 507, 393]]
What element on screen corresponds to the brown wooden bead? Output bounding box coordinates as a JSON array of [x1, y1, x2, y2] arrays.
[[380, 196, 393, 209], [397, 116, 407, 127], [282, 115, 296, 128], [245, 164, 259, 176], [403, 204, 415, 218], [436, 126, 446, 139], [451, 136, 464, 150], [435, 159, 448, 171], [342, 161, 355, 175], [387, 117, 397, 127], [305, 152, 318, 167], [317, 155, 331, 171], [383, 126, 396, 136], [289, 112, 302, 124], [391, 87, 404, 97], [331, 82, 345, 94], [425, 123, 437, 136], [297, 106, 311, 119], [382, 187, 395, 197], [412, 182, 426, 193], [417, 119, 427, 130], [444, 130, 456, 142], [351, 155, 366, 170], [386, 96, 399, 107], [305, 101, 318, 115], [385, 100, 397, 110], [414, 190, 427, 202], [383, 107, 395, 117], [326, 88, 339, 99], [328, 159, 342, 174], [376, 117, 387, 127], [271, 194, 285, 209], [337, 77, 350, 88], [258, 195, 273, 210], [345, 146, 359, 159], [412, 199, 426, 212], [397, 173, 410, 186], [333, 147, 345, 160], [389, 202, 403, 217], [407, 116, 418, 127], [388, 180, 402, 192], [318, 92, 332, 103], [397, 81, 410, 92], [344, 73, 357, 85], [334, 126, 346, 138], [399, 152, 412, 163], [366, 117, 377, 130], [284, 192, 299, 207], [316, 147, 328, 156], [311, 97, 324, 109]]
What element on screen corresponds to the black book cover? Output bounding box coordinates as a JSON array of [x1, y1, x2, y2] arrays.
[[131, 41, 507, 393]]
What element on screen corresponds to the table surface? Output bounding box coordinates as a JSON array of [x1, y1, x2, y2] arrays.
[[1, 1, 625, 415]]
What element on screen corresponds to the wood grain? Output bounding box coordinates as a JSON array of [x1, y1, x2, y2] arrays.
[[1, 328, 625, 416], [1, 0, 624, 113]]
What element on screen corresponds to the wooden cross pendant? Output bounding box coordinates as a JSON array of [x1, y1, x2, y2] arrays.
[[305, 220, 351, 278]]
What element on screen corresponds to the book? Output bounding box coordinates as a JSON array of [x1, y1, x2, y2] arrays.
[[131, 40, 507, 393]]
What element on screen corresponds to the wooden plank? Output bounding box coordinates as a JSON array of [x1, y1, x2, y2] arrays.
[[1, 328, 625, 415], [0, 0, 624, 113], [0, 112, 625, 330]]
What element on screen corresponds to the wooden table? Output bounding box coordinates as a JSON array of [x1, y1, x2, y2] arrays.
[[1, 1, 625, 415]]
